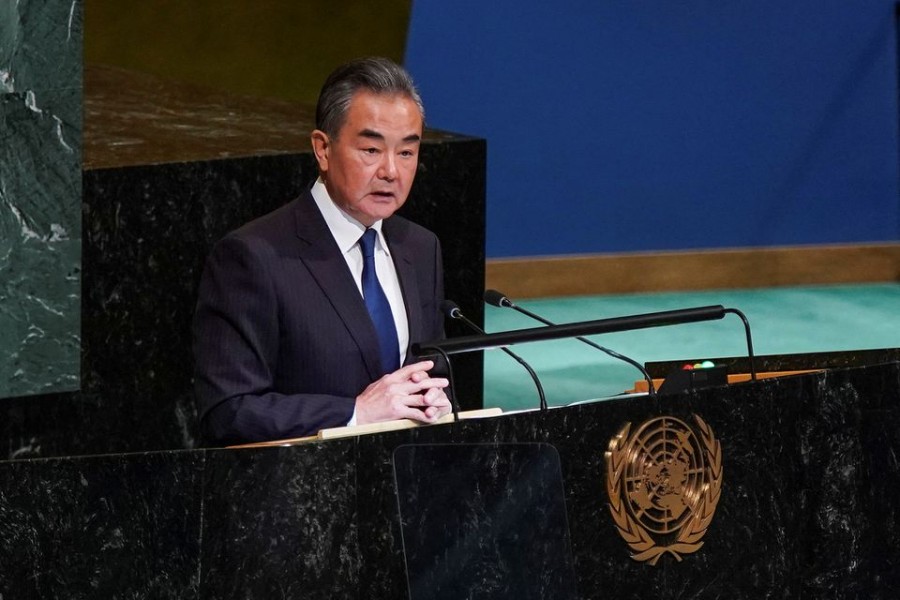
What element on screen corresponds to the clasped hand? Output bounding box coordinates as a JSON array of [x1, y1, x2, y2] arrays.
[[355, 360, 451, 425]]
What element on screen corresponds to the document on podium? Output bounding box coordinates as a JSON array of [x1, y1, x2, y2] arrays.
[[228, 408, 504, 448]]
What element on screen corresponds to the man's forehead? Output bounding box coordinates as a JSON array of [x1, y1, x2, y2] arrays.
[[348, 91, 421, 118], [341, 95, 422, 139]]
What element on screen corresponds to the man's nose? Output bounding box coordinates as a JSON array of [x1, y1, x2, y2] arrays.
[[378, 154, 397, 181]]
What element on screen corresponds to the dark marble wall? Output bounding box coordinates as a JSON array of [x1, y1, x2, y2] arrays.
[[1, 363, 899, 599], [0, 66, 485, 460], [0, 0, 82, 398]]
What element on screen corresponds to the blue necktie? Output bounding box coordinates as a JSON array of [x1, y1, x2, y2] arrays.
[[359, 229, 400, 374]]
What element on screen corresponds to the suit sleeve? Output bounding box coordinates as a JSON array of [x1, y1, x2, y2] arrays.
[[192, 233, 354, 446]]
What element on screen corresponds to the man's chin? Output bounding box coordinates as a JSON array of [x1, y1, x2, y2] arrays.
[[359, 199, 405, 222]]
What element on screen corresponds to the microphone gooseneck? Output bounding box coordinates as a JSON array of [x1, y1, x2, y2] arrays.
[[724, 307, 757, 380], [484, 289, 658, 398], [441, 300, 548, 412], [413, 340, 460, 423]]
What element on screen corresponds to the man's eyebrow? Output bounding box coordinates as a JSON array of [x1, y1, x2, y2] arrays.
[[357, 129, 421, 143], [359, 129, 385, 140]]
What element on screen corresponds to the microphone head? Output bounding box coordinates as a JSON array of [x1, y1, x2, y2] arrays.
[[439, 300, 462, 319], [484, 289, 512, 308]]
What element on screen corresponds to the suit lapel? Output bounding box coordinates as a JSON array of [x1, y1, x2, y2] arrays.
[[291, 192, 384, 380], [383, 218, 423, 353]]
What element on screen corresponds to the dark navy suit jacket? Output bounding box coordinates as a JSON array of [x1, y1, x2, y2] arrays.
[[192, 190, 445, 445]]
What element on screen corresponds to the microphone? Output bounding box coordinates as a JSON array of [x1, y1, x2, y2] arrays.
[[484, 289, 658, 397], [440, 300, 548, 412]]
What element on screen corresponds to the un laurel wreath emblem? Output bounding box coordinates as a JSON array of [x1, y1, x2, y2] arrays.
[[605, 415, 723, 565]]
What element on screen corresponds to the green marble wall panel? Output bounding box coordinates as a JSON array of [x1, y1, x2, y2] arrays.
[[0, 0, 82, 398]]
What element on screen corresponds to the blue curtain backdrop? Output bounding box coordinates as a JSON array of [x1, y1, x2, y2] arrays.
[[405, 1, 900, 258]]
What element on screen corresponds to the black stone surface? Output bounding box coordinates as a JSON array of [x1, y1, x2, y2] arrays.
[[0, 451, 203, 599], [2, 363, 899, 599], [200, 444, 358, 599], [1, 66, 485, 459]]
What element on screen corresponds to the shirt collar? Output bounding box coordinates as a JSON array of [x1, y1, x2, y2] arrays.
[[311, 178, 389, 255]]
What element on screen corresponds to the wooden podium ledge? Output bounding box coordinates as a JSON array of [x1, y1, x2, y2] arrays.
[[231, 369, 825, 449], [228, 408, 504, 449]]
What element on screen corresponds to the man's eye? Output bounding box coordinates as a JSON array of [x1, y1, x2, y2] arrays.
[[364, 148, 379, 155]]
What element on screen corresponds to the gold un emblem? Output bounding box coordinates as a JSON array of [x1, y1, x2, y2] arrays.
[[605, 415, 723, 565]]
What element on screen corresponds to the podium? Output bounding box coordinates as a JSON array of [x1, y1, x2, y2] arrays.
[[1, 352, 900, 598]]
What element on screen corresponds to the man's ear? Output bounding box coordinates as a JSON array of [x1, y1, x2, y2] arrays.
[[311, 130, 330, 173]]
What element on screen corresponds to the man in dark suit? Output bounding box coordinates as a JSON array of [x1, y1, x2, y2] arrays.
[[193, 57, 452, 446]]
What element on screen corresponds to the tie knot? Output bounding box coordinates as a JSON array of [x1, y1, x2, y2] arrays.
[[359, 228, 378, 259]]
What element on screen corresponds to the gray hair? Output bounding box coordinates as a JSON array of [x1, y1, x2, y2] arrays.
[[315, 57, 425, 138]]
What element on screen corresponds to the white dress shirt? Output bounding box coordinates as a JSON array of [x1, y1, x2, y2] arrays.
[[310, 178, 411, 369]]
